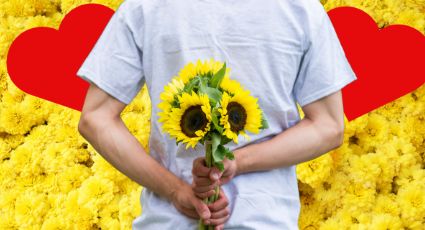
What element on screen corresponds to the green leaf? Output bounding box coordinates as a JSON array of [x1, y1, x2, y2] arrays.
[[211, 132, 221, 159], [260, 112, 269, 129], [214, 145, 232, 163], [205, 87, 222, 103], [217, 145, 234, 160], [225, 148, 235, 160], [211, 109, 223, 134], [184, 76, 200, 93], [171, 99, 180, 108], [199, 84, 222, 106], [210, 62, 226, 88], [220, 136, 232, 145], [213, 161, 224, 171]]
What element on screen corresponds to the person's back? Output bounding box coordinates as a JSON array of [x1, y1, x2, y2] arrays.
[[77, 0, 356, 229]]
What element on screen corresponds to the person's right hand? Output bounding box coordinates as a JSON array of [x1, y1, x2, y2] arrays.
[[171, 182, 211, 221], [171, 183, 230, 230]]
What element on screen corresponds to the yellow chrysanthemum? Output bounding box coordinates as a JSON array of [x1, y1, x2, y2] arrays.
[[162, 92, 212, 149], [176, 58, 230, 84], [218, 91, 262, 143]]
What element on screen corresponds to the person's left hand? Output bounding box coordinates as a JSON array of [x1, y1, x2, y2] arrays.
[[191, 156, 237, 199]]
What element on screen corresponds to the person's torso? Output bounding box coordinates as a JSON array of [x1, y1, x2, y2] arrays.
[[129, 0, 320, 228]]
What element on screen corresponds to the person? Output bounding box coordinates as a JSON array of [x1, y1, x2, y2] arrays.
[[76, 0, 357, 229]]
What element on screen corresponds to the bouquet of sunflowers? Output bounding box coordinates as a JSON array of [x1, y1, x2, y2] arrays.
[[158, 58, 268, 229]]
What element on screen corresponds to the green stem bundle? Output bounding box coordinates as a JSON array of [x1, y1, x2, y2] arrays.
[[198, 140, 219, 230]]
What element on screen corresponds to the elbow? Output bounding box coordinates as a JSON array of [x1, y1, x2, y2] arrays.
[[78, 112, 118, 137], [332, 122, 345, 149], [78, 114, 94, 138], [78, 116, 88, 137]]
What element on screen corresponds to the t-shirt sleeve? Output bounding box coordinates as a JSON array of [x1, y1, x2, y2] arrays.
[[76, 0, 145, 105], [293, 5, 357, 107]]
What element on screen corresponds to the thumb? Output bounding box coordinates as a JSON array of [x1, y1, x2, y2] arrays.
[[209, 167, 223, 181], [193, 198, 210, 220]]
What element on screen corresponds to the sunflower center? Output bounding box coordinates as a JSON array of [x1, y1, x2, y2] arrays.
[[180, 105, 208, 137], [227, 102, 247, 132]]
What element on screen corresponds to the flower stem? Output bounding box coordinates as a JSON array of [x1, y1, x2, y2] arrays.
[[205, 140, 212, 168], [198, 140, 219, 230]]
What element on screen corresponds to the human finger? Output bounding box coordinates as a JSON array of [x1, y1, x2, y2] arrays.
[[176, 203, 199, 219], [193, 175, 219, 186], [207, 189, 229, 212], [192, 157, 210, 177], [209, 166, 223, 181], [192, 197, 211, 220], [193, 189, 216, 199], [204, 214, 230, 226], [218, 176, 231, 186], [210, 207, 230, 219], [192, 183, 217, 194], [214, 224, 224, 230]]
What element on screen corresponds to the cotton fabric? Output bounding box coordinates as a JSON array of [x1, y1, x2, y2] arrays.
[[76, 0, 357, 229]]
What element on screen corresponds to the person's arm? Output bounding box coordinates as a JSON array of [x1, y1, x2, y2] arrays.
[[235, 89, 344, 174], [77, 84, 216, 221], [192, 90, 345, 192]]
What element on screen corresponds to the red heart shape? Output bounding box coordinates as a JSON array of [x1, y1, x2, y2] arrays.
[[328, 7, 425, 121], [6, 4, 114, 111], [6, 5, 424, 117]]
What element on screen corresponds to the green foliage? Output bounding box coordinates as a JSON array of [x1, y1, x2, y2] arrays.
[[211, 132, 234, 171], [211, 132, 221, 159], [169, 61, 267, 172], [260, 112, 269, 130], [220, 136, 232, 145], [213, 161, 224, 171], [210, 62, 226, 88], [183, 76, 201, 93], [198, 76, 222, 106], [211, 108, 223, 134]]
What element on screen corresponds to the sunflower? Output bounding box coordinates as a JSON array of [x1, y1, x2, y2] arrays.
[[176, 58, 230, 84], [218, 91, 262, 143], [162, 92, 212, 149], [159, 78, 185, 103], [157, 78, 185, 125], [220, 76, 244, 95]]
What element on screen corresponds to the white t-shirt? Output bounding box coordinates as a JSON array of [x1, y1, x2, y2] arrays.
[[76, 0, 357, 229]]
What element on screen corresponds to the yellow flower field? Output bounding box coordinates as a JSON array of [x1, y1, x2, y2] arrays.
[[0, 0, 424, 229]]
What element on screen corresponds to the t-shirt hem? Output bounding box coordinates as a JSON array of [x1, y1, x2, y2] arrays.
[[77, 68, 133, 105], [297, 74, 357, 107]]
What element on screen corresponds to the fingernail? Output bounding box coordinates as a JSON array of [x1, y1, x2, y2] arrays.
[[202, 211, 209, 219], [212, 173, 219, 180]]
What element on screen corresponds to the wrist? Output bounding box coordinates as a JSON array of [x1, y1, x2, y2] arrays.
[[234, 142, 259, 175], [167, 177, 187, 203], [234, 152, 241, 176], [234, 147, 247, 176]]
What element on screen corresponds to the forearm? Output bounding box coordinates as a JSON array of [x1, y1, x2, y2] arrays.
[[235, 117, 343, 174], [78, 114, 185, 200]]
